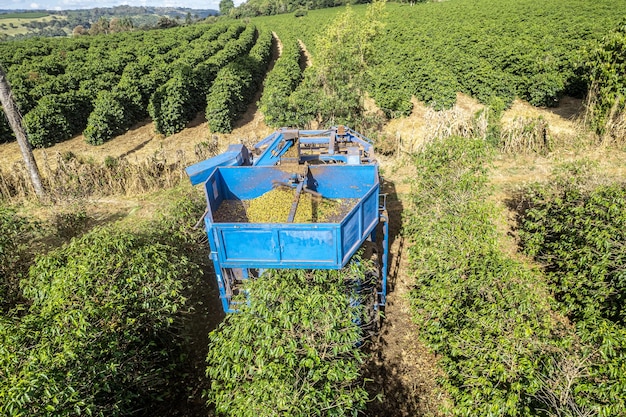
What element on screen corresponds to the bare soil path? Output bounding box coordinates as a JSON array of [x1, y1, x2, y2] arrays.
[[364, 160, 447, 417]]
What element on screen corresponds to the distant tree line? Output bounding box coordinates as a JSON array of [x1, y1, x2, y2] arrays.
[[221, 0, 371, 18], [0, 6, 218, 41]]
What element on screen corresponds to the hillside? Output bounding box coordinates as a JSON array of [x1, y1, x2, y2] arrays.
[[2, 0, 626, 415], [0, 6, 218, 40]]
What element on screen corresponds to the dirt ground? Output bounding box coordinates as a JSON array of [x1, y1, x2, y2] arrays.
[[363, 160, 450, 417]]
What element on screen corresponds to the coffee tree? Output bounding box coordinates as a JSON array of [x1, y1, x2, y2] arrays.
[[205, 266, 370, 417]]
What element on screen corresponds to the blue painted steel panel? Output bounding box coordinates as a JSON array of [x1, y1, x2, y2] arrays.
[[201, 164, 379, 270], [221, 229, 279, 262], [341, 207, 361, 261], [253, 132, 297, 166], [218, 167, 294, 199], [214, 224, 340, 269], [308, 165, 376, 198], [362, 190, 379, 232], [279, 229, 336, 264], [185, 144, 250, 185]]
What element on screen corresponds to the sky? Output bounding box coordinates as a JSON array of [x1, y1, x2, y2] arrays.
[[0, 0, 244, 11]]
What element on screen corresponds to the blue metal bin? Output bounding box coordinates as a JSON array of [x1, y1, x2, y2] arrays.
[[202, 164, 380, 270]]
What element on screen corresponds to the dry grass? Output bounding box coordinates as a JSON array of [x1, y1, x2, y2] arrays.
[[491, 96, 625, 201], [381, 93, 486, 154], [502, 98, 590, 150], [500, 116, 549, 155], [0, 108, 275, 203], [582, 83, 626, 146], [0, 141, 217, 202], [603, 99, 626, 144], [422, 103, 488, 144]]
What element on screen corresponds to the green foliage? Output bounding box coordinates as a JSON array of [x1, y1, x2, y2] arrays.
[[583, 20, 626, 139], [84, 90, 129, 145], [205, 266, 369, 416], [151, 189, 209, 251], [284, 1, 387, 127], [22, 90, 92, 148], [0, 206, 36, 310], [294, 9, 307, 17], [258, 38, 303, 127], [220, 0, 235, 16], [515, 165, 626, 415], [22, 95, 70, 148], [0, 110, 13, 144], [403, 136, 603, 416], [205, 29, 272, 133], [576, 318, 626, 415], [0, 12, 49, 19], [0, 226, 197, 416], [363, 0, 625, 114], [149, 23, 250, 137], [52, 207, 89, 239], [248, 28, 273, 80], [206, 58, 256, 133], [97, 57, 155, 135], [0, 22, 253, 146], [254, 0, 626, 116], [149, 65, 202, 136], [231, 0, 363, 18], [519, 180, 626, 324]]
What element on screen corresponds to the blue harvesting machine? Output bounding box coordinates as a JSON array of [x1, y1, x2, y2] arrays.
[[186, 126, 388, 322]]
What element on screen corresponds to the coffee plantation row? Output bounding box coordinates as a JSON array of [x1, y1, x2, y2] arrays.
[[2, 0, 626, 146], [257, 0, 626, 120], [516, 164, 626, 416], [405, 136, 626, 416], [257, 38, 303, 128], [0, 21, 267, 146], [0, 191, 372, 416], [0, 194, 209, 416]]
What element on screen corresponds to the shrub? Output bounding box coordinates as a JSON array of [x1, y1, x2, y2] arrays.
[[149, 65, 202, 136], [404, 136, 588, 416], [0, 206, 35, 310], [84, 90, 130, 145], [149, 24, 260, 137], [206, 57, 256, 133], [583, 20, 626, 141], [258, 38, 303, 127], [22, 95, 70, 148], [22, 91, 92, 148], [52, 208, 89, 239], [516, 165, 626, 415], [205, 266, 369, 417], [521, 182, 626, 321], [0, 227, 197, 416]]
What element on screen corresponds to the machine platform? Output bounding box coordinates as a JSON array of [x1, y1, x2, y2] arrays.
[[187, 127, 387, 314]]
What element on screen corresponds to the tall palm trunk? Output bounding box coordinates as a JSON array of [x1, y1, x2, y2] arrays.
[[0, 65, 45, 199]]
